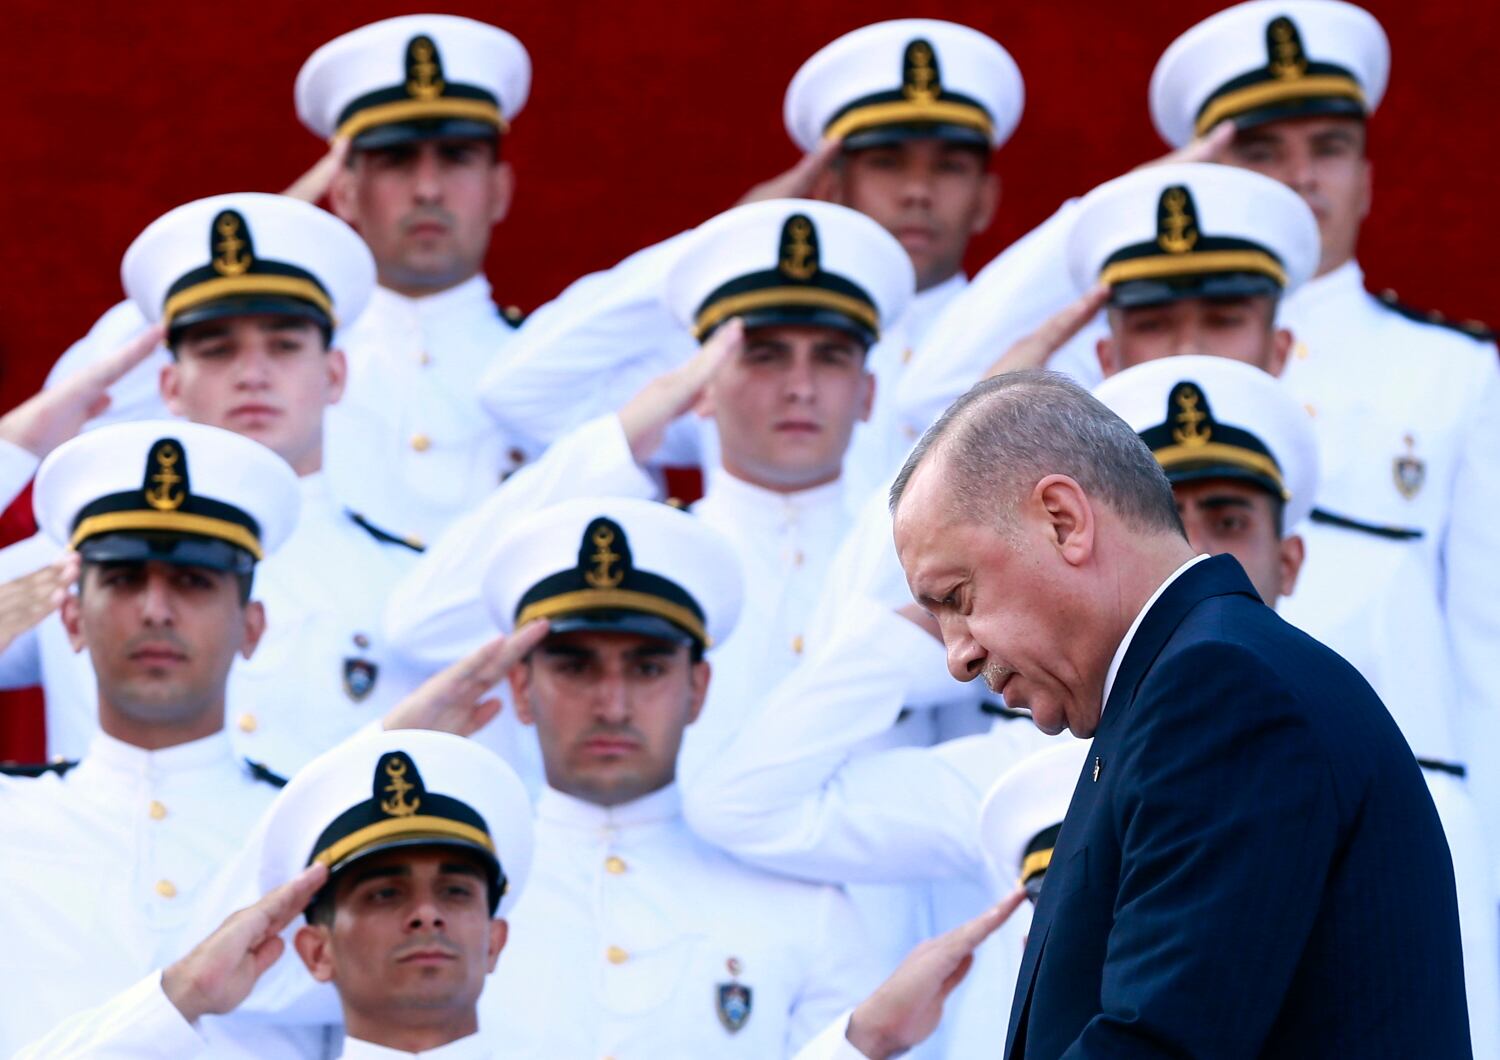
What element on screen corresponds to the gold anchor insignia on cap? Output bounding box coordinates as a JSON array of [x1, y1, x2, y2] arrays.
[[779, 215, 819, 281], [902, 39, 941, 104], [1171, 384, 1212, 448], [584, 526, 624, 589], [1157, 186, 1198, 255], [144, 440, 187, 511], [211, 211, 253, 277], [405, 35, 445, 101], [1266, 17, 1309, 81], [380, 756, 421, 817]]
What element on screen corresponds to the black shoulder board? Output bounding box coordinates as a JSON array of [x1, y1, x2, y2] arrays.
[[347, 510, 425, 554], [245, 758, 289, 789], [1309, 507, 1424, 541], [1375, 290, 1495, 342], [499, 303, 527, 328], [0, 759, 79, 778], [980, 701, 1031, 721]]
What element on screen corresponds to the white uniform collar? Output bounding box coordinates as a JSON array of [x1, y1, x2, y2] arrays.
[[700, 466, 846, 524], [338, 1031, 490, 1059], [536, 783, 682, 831], [82, 726, 238, 776], [371, 274, 494, 322], [1284, 259, 1365, 315], [906, 272, 968, 341], [1099, 553, 1209, 715]]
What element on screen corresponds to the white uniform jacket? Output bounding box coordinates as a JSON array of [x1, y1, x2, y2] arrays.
[[0, 473, 428, 771], [483, 784, 874, 1058], [0, 730, 307, 1056], [323, 276, 531, 544]]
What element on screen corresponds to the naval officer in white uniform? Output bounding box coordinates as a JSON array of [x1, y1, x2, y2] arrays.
[[478, 19, 1020, 502], [0, 419, 316, 1058], [0, 193, 431, 775]]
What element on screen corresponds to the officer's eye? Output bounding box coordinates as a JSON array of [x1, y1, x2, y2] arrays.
[[636, 659, 666, 678]]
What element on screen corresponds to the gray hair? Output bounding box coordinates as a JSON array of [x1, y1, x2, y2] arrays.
[[890, 370, 1184, 538]]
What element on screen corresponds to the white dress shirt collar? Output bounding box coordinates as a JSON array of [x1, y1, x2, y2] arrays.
[[371, 274, 494, 323], [338, 1031, 490, 1059], [700, 466, 846, 525], [81, 726, 238, 777], [905, 272, 968, 343], [1099, 553, 1209, 715], [1283, 259, 1364, 316], [535, 782, 682, 831]]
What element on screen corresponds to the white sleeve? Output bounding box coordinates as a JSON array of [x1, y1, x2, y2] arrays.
[[893, 199, 1084, 434], [478, 233, 697, 449], [682, 604, 988, 885], [0, 438, 38, 511], [0, 532, 62, 689], [43, 300, 170, 431], [787, 889, 880, 1057], [790, 1010, 868, 1060], [12, 971, 205, 1060], [1445, 362, 1500, 885], [383, 413, 658, 670]]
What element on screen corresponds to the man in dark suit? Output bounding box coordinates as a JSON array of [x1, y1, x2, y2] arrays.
[[888, 370, 1470, 1058]]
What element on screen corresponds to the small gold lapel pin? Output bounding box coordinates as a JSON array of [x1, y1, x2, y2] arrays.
[[1092, 756, 1102, 783]]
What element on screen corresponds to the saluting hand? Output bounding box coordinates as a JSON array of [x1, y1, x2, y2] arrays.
[[0, 553, 80, 655], [1134, 119, 1237, 171], [618, 318, 743, 463], [382, 620, 550, 736], [982, 285, 1110, 380], [845, 889, 1027, 1059], [737, 138, 843, 206], [161, 863, 329, 1025], [282, 137, 352, 204], [0, 324, 166, 460]]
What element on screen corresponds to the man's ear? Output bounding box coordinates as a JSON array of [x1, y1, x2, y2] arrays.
[[971, 171, 1000, 235], [857, 370, 875, 423], [1278, 532, 1306, 598], [1095, 335, 1121, 380], [685, 659, 712, 725], [1269, 327, 1295, 377], [324, 347, 348, 405], [486, 918, 509, 972], [60, 589, 86, 653], [328, 163, 359, 227], [160, 361, 184, 416], [508, 663, 536, 726], [489, 161, 515, 227], [293, 923, 336, 983], [240, 600, 267, 661], [1034, 474, 1095, 567]]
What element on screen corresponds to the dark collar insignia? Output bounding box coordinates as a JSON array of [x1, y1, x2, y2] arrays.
[[406, 35, 446, 101], [211, 210, 254, 278], [778, 214, 820, 282], [1266, 16, 1309, 81], [143, 438, 189, 512], [902, 38, 941, 103], [1156, 185, 1200, 255]]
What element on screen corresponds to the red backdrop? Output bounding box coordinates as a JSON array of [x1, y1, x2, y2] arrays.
[[2, 1, 1495, 758]]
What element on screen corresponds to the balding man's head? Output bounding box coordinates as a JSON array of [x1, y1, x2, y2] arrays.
[[890, 371, 1182, 537], [890, 372, 1193, 737]]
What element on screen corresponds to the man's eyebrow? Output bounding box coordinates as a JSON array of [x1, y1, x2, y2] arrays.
[[439, 862, 487, 880], [625, 644, 679, 659], [539, 643, 596, 659]]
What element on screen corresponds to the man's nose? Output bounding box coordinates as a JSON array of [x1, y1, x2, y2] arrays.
[[139, 573, 175, 626], [592, 673, 631, 724], [943, 624, 986, 682]]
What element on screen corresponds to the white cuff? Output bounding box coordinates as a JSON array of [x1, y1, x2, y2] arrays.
[[792, 1008, 872, 1060]]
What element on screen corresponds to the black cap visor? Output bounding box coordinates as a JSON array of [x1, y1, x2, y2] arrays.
[[1109, 272, 1282, 309], [712, 305, 877, 352], [351, 117, 500, 152], [78, 531, 256, 575], [167, 295, 333, 348], [543, 608, 696, 648], [1230, 96, 1366, 136], [1161, 461, 1284, 505], [841, 122, 991, 152], [320, 837, 504, 916]]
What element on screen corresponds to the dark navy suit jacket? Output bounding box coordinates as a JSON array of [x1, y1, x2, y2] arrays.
[[1004, 555, 1470, 1059]]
